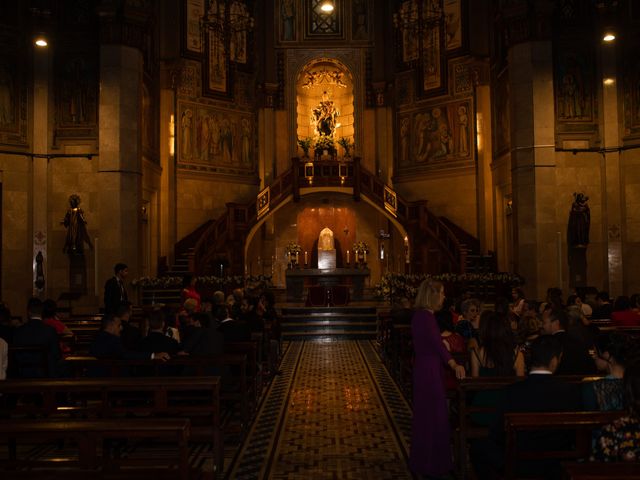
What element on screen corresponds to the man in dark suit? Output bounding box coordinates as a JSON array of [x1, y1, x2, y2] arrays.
[[12, 297, 61, 377], [104, 263, 129, 314], [115, 302, 141, 351], [543, 308, 595, 375], [90, 315, 169, 361], [139, 310, 180, 355], [471, 335, 582, 479], [217, 305, 251, 343]]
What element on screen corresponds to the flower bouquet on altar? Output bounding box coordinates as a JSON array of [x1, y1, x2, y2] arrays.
[[352, 241, 369, 266], [285, 241, 302, 268]]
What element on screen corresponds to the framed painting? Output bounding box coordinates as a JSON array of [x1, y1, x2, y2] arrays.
[[420, 25, 446, 94], [182, 0, 205, 59], [202, 31, 230, 98]]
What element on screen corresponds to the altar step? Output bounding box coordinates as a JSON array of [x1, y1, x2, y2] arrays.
[[280, 306, 378, 339]]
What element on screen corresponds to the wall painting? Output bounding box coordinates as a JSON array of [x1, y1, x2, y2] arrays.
[[0, 48, 27, 146], [178, 101, 256, 177]]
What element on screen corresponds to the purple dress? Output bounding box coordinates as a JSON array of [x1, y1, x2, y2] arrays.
[[409, 309, 453, 476]]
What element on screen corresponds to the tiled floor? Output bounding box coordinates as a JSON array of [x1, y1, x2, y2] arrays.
[[227, 339, 413, 479]]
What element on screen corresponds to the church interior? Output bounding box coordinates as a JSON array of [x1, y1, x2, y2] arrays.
[[1, 0, 640, 479]]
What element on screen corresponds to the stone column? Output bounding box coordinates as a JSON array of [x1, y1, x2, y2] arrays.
[[32, 45, 50, 298], [600, 40, 623, 295], [475, 83, 494, 253], [258, 83, 278, 188], [509, 39, 559, 299], [97, 9, 147, 290]]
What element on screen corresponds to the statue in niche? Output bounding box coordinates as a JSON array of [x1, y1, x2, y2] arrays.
[[63, 194, 93, 255], [319, 227, 334, 250], [311, 91, 340, 138], [567, 192, 590, 247], [281, 0, 295, 41]]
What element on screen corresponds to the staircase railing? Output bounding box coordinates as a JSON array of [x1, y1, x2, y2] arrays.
[[189, 157, 470, 275]]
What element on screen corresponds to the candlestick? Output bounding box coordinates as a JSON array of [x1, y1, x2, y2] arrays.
[[363, 251, 367, 263], [347, 250, 350, 264], [295, 251, 299, 264]]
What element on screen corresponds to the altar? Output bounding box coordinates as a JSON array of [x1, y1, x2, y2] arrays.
[[285, 267, 370, 304]]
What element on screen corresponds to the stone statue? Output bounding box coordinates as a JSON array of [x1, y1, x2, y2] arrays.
[[567, 192, 590, 247], [311, 92, 339, 138], [63, 194, 93, 255], [319, 227, 334, 250]]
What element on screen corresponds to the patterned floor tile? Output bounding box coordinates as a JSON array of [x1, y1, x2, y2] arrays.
[[229, 339, 412, 479]]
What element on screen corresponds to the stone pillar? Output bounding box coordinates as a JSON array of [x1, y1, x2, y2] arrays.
[[159, 67, 177, 267], [97, 9, 147, 290], [600, 40, 623, 296], [509, 40, 559, 299], [32, 45, 50, 298], [475, 83, 494, 253]]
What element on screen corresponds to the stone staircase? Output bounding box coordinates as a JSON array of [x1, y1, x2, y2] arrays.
[[279, 306, 378, 339]]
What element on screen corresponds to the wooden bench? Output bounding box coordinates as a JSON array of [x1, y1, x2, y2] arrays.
[[7, 345, 50, 378], [63, 354, 251, 427], [455, 375, 603, 478], [562, 461, 640, 479], [504, 411, 625, 480], [0, 376, 223, 474], [0, 418, 191, 479]]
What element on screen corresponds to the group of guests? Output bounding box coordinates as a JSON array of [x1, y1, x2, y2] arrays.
[[0, 280, 281, 379], [404, 281, 640, 479]]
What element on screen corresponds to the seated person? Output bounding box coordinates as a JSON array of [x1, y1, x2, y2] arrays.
[[611, 296, 640, 327], [592, 291, 613, 320], [183, 312, 224, 357], [239, 297, 263, 333], [42, 299, 72, 356], [138, 310, 181, 355], [592, 359, 640, 462], [90, 314, 169, 361], [0, 303, 14, 343], [12, 298, 61, 377], [115, 302, 141, 351], [455, 298, 481, 341], [471, 335, 582, 479], [543, 308, 595, 375], [217, 305, 251, 343]]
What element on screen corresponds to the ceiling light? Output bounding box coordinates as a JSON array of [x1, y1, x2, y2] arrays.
[[603, 78, 615, 86], [603, 33, 615, 42], [320, 1, 334, 13], [34, 36, 48, 47]]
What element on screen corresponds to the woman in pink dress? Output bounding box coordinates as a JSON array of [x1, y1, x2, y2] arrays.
[[180, 275, 201, 312], [410, 280, 466, 478]]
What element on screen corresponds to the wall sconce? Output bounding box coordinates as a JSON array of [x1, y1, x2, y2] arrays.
[[305, 161, 314, 185]]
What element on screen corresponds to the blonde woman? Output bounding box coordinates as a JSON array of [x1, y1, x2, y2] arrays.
[[409, 280, 465, 478]]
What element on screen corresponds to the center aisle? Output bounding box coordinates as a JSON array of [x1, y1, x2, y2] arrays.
[[228, 340, 414, 479]]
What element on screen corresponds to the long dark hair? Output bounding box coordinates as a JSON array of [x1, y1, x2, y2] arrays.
[[478, 311, 516, 376]]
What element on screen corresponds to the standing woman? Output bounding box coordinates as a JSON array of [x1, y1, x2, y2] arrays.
[[410, 280, 465, 478]]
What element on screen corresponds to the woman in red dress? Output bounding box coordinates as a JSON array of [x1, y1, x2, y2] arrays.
[[181, 275, 201, 312]]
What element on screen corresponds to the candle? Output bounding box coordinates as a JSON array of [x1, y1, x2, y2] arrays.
[[304, 251, 308, 265], [295, 251, 299, 264], [347, 250, 350, 264], [363, 251, 367, 263]]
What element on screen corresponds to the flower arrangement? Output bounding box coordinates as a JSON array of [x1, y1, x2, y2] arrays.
[[297, 137, 313, 157], [314, 135, 336, 156], [374, 272, 525, 301], [337, 137, 353, 157], [352, 241, 370, 253], [285, 242, 302, 255], [132, 275, 273, 289]]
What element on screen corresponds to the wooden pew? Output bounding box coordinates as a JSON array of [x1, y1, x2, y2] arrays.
[[0, 376, 223, 474], [504, 411, 625, 480], [562, 461, 640, 479], [454, 375, 603, 478], [7, 345, 49, 378], [225, 340, 261, 408], [0, 418, 191, 480], [63, 354, 251, 427]]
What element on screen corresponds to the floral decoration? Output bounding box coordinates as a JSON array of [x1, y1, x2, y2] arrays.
[[297, 137, 313, 157], [285, 242, 302, 255], [352, 241, 370, 254], [314, 135, 336, 156], [132, 274, 273, 290], [374, 272, 524, 301]]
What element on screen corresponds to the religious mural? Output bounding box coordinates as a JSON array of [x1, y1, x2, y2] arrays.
[[493, 69, 510, 156], [280, 0, 297, 42], [178, 101, 256, 175], [184, 0, 205, 56], [444, 0, 462, 51], [554, 42, 598, 145], [397, 99, 472, 174], [204, 32, 228, 96], [54, 54, 99, 139], [0, 34, 27, 146], [623, 59, 640, 139], [352, 0, 369, 40]]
